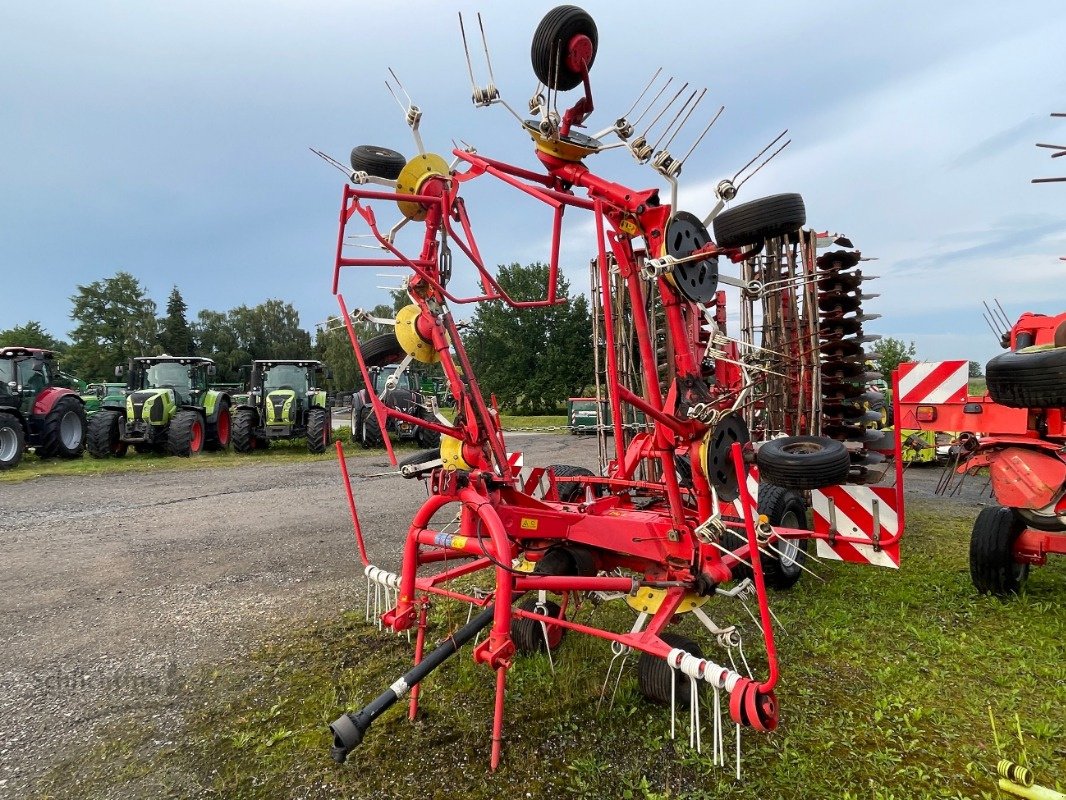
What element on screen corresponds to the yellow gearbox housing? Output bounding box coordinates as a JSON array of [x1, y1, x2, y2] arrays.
[[395, 153, 450, 221], [394, 304, 440, 364], [625, 586, 709, 614], [440, 435, 471, 471]]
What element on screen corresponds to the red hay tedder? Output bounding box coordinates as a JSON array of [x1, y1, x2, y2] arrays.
[[321, 5, 906, 772]]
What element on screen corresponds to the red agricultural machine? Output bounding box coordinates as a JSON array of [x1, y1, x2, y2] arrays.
[[321, 5, 905, 772]]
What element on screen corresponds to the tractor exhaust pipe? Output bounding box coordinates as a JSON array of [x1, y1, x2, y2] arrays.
[[329, 602, 500, 764]]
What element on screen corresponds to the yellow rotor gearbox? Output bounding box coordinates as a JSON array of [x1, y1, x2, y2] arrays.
[[625, 586, 708, 615], [394, 304, 440, 364], [439, 435, 471, 471], [395, 153, 450, 222]]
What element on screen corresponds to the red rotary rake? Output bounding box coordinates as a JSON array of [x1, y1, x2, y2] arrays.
[[321, 5, 905, 772]]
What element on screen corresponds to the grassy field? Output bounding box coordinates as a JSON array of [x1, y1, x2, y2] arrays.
[[35, 498, 1065, 799]]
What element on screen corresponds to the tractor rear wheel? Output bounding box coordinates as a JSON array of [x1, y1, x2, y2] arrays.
[[986, 344, 1066, 408], [350, 145, 406, 180], [307, 407, 329, 453], [37, 395, 87, 459], [712, 193, 806, 249], [205, 401, 231, 451], [415, 407, 441, 448], [755, 436, 850, 490], [970, 506, 1029, 596], [0, 412, 25, 470], [87, 410, 127, 458], [361, 407, 384, 449], [638, 632, 702, 709], [231, 408, 256, 453], [168, 410, 204, 457]]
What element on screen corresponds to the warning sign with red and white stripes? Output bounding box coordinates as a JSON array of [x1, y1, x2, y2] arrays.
[[897, 360, 968, 405], [810, 485, 901, 568]]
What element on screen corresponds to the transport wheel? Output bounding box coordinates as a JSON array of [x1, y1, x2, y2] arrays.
[[511, 597, 565, 654], [530, 5, 598, 91], [548, 464, 596, 503], [712, 193, 806, 249], [349, 145, 406, 180], [359, 331, 406, 367], [755, 435, 850, 490], [306, 407, 329, 453], [168, 410, 204, 457], [37, 395, 87, 459], [204, 400, 231, 451], [87, 410, 127, 459], [0, 412, 25, 470], [638, 632, 702, 709], [970, 506, 1029, 596], [728, 484, 811, 589], [231, 408, 256, 453], [986, 344, 1066, 408], [397, 448, 440, 478]]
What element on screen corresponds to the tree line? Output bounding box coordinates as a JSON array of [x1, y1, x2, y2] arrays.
[[1, 264, 596, 411]]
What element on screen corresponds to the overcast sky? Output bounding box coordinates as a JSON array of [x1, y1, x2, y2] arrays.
[[3, 0, 1066, 367]]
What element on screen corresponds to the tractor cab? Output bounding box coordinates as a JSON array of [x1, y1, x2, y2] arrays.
[[126, 357, 212, 406]]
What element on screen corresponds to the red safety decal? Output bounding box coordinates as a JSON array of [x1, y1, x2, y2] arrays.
[[811, 485, 900, 568], [897, 360, 968, 405]]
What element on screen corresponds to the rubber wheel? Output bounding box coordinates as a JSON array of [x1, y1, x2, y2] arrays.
[[397, 448, 440, 478], [970, 507, 1029, 596], [37, 395, 87, 459], [531, 5, 598, 91], [307, 407, 329, 453], [204, 400, 231, 452], [231, 408, 257, 453], [511, 597, 565, 654], [361, 407, 384, 449], [638, 632, 702, 709], [548, 464, 596, 503], [416, 407, 441, 448], [168, 410, 204, 457], [350, 145, 406, 180], [0, 412, 25, 470], [986, 345, 1066, 408], [360, 332, 406, 367], [712, 193, 806, 249], [86, 410, 127, 459], [728, 484, 811, 589], [755, 436, 850, 490]]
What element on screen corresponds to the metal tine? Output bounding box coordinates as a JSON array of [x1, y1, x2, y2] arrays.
[[981, 310, 1002, 341], [661, 87, 706, 152], [458, 13, 479, 93], [384, 71, 410, 114], [309, 147, 351, 176], [639, 81, 689, 142], [993, 298, 1013, 331], [704, 538, 753, 570], [679, 104, 725, 167], [651, 87, 701, 153], [980, 300, 1004, 334], [621, 67, 663, 120], [477, 13, 497, 90], [764, 541, 825, 581], [732, 130, 788, 183], [736, 136, 791, 192], [631, 75, 674, 129]]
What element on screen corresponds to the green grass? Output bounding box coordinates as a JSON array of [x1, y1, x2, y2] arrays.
[[33, 499, 1066, 799], [438, 408, 568, 432], [968, 378, 987, 395]]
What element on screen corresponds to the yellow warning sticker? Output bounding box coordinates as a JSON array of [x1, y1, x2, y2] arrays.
[[520, 518, 539, 531], [451, 535, 467, 549], [619, 218, 639, 236]]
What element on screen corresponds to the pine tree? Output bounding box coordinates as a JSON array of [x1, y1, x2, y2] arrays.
[[158, 286, 195, 356]]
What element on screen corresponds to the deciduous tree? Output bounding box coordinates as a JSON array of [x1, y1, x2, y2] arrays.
[[67, 272, 158, 380]]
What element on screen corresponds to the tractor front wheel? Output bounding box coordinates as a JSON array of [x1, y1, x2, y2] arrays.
[[0, 412, 25, 470], [306, 408, 329, 453], [168, 410, 205, 457], [87, 410, 127, 459], [970, 506, 1029, 596], [37, 396, 87, 459], [231, 408, 256, 453]]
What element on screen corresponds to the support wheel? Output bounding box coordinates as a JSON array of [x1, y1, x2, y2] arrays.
[[307, 407, 330, 453], [350, 145, 406, 180], [712, 193, 806, 249], [0, 412, 25, 470], [755, 436, 850, 490], [168, 410, 204, 457], [638, 632, 702, 709], [970, 506, 1029, 596], [37, 395, 87, 459], [511, 597, 565, 654], [231, 408, 256, 453], [531, 5, 598, 91], [87, 410, 127, 459]]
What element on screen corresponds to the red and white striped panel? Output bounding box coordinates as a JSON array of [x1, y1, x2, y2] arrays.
[[811, 485, 900, 569], [897, 360, 968, 405], [728, 469, 761, 519]]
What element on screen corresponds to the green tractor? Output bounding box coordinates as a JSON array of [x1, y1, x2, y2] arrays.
[[0, 346, 88, 470], [86, 356, 232, 458], [230, 359, 332, 453], [80, 382, 128, 415]]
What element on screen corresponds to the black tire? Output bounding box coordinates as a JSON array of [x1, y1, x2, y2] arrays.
[[350, 145, 406, 180], [86, 410, 127, 459], [637, 632, 702, 709], [359, 332, 405, 368], [549, 464, 596, 503], [970, 507, 1029, 596], [712, 193, 806, 249], [168, 410, 204, 457], [0, 412, 25, 470], [231, 408, 256, 453], [204, 400, 231, 452], [416, 407, 441, 448], [307, 407, 329, 454], [986, 345, 1066, 408], [397, 448, 440, 478], [531, 5, 598, 91], [37, 395, 87, 459], [361, 407, 384, 449], [756, 436, 850, 490], [734, 485, 811, 589], [511, 597, 565, 654]]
